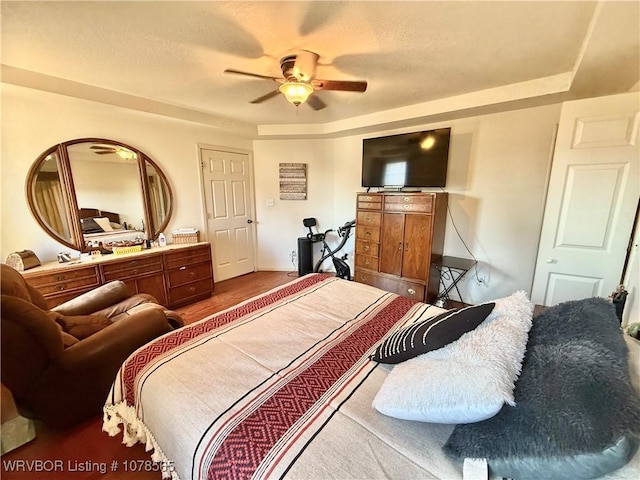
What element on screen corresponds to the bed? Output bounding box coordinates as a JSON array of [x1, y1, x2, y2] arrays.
[[79, 208, 145, 247], [103, 274, 640, 480]]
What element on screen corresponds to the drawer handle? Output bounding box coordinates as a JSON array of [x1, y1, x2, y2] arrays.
[[365, 216, 371, 223], [189, 286, 196, 292], [132, 269, 139, 275], [360, 275, 367, 281], [365, 259, 371, 265], [366, 196, 372, 200], [404, 197, 411, 202], [364, 231, 371, 237], [130, 260, 138, 266], [398, 242, 402, 251], [55, 274, 66, 281], [179, 266, 187, 271], [364, 245, 370, 251], [403, 204, 410, 210], [407, 288, 416, 295], [189, 271, 196, 277], [56, 284, 67, 291]]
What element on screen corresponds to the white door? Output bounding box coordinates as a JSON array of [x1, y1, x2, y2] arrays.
[[200, 147, 256, 281], [531, 92, 640, 306]]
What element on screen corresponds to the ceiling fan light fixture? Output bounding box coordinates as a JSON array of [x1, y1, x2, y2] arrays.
[[116, 148, 136, 160], [279, 81, 314, 106]]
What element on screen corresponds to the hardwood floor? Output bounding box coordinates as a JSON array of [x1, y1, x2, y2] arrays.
[[174, 270, 296, 324], [0, 270, 296, 480]]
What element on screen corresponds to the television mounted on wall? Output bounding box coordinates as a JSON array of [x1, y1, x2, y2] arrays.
[[361, 127, 451, 188]]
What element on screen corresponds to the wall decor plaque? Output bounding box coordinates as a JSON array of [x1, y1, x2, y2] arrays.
[[279, 163, 307, 200]]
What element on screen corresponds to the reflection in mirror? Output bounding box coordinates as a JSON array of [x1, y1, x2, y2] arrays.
[[67, 142, 147, 248], [32, 151, 73, 243], [146, 160, 171, 233], [26, 138, 174, 253]]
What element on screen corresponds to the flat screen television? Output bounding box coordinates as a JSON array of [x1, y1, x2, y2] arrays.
[[361, 127, 451, 188]]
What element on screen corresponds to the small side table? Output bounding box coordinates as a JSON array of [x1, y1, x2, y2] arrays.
[[432, 256, 477, 308]]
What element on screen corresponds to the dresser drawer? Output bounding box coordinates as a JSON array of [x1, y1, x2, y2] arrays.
[[164, 244, 211, 269], [387, 278, 425, 301], [42, 288, 97, 309], [384, 194, 434, 213], [356, 225, 380, 243], [354, 269, 425, 302], [101, 255, 163, 281], [355, 240, 379, 257], [355, 254, 379, 271], [166, 262, 212, 288], [354, 268, 381, 288], [168, 278, 213, 306], [357, 194, 382, 210], [26, 265, 99, 288], [37, 276, 101, 296], [357, 211, 381, 228]]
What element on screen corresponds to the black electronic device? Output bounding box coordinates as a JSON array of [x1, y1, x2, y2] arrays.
[[361, 127, 451, 188], [297, 237, 314, 276]]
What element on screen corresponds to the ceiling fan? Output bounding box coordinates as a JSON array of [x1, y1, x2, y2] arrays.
[[89, 145, 136, 159], [224, 50, 367, 110], [90, 145, 118, 155]]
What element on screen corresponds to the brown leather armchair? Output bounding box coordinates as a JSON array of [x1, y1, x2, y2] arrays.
[[1, 264, 184, 429]]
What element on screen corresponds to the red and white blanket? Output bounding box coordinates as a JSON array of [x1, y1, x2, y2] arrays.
[[103, 274, 460, 480]]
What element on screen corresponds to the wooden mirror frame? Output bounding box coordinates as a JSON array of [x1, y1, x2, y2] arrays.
[[26, 138, 173, 252]]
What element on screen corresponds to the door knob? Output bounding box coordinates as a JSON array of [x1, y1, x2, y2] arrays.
[[247, 219, 253, 224], [545, 258, 557, 264]]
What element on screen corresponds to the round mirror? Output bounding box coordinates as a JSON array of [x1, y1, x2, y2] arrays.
[[26, 138, 173, 252]]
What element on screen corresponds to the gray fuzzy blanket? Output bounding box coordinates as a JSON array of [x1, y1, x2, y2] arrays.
[[444, 297, 640, 478]]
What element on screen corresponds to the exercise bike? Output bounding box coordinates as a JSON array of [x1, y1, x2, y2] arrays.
[[302, 218, 356, 279]]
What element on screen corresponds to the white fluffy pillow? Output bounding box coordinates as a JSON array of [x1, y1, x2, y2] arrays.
[[93, 217, 114, 232], [372, 291, 533, 424]]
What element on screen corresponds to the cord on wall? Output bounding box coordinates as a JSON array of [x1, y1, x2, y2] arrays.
[[288, 250, 298, 277], [439, 187, 485, 284]]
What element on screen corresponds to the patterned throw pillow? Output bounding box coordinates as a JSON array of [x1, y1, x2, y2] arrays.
[[372, 291, 534, 424], [371, 302, 495, 364]]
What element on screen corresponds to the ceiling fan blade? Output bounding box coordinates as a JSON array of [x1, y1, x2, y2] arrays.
[[224, 69, 280, 82], [307, 94, 326, 111], [313, 79, 367, 92], [249, 89, 281, 104]]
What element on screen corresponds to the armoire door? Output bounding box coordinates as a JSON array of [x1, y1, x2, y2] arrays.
[[379, 213, 404, 276], [402, 214, 433, 281]]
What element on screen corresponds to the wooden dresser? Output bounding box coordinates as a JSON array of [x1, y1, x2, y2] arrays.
[[354, 192, 447, 303], [22, 243, 213, 309]]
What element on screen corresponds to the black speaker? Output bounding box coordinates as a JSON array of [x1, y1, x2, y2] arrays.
[[297, 237, 314, 276]]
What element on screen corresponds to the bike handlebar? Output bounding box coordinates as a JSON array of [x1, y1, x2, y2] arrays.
[[338, 220, 356, 236]]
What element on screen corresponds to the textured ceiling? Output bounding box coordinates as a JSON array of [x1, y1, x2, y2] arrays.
[[1, 1, 638, 135]]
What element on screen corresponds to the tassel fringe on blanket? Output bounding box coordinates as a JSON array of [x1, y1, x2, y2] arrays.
[[103, 402, 181, 480]]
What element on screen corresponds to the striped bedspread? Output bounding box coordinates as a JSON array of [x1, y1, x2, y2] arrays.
[[103, 274, 461, 480]]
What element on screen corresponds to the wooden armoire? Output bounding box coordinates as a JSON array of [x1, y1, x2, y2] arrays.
[[353, 192, 447, 302]]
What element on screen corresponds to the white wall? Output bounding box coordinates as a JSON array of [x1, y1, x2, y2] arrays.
[[2, 82, 561, 304], [252, 139, 334, 271], [1, 84, 252, 262], [253, 104, 561, 303]]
